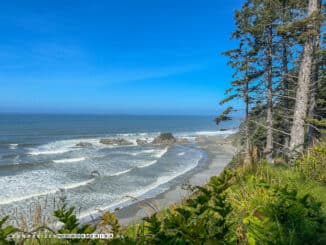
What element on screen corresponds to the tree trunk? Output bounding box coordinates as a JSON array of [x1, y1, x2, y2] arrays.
[[289, 0, 318, 154], [307, 0, 321, 145], [244, 73, 251, 165], [307, 39, 319, 145], [265, 25, 273, 162], [282, 37, 290, 149], [281, 0, 290, 150], [282, 39, 289, 110]]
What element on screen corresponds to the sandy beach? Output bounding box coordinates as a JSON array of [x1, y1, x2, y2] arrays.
[[114, 135, 235, 226]]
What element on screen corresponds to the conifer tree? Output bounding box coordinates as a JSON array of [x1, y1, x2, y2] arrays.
[[289, 0, 321, 154], [217, 0, 324, 161], [216, 1, 263, 162]]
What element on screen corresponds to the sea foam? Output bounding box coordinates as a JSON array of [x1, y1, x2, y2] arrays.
[[29, 149, 72, 155], [0, 178, 95, 205], [194, 129, 238, 136], [154, 147, 168, 158], [137, 160, 158, 168], [110, 168, 133, 176], [78, 152, 202, 221], [8, 144, 18, 149], [53, 157, 86, 163]]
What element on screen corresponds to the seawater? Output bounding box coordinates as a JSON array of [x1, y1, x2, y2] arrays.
[[0, 114, 238, 222]]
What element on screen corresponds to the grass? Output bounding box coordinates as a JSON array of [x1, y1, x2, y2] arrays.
[[227, 157, 326, 244]]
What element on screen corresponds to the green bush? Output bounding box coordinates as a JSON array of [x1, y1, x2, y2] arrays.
[[0, 216, 17, 245], [53, 202, 96, 244], [239, 184, 326, 244], [142, 170, 234, 244], [268, 185, 326, 244], [296, 144, 326, 183]]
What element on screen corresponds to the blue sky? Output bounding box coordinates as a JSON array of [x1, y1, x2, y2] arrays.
[[0, 0, 242, 115]]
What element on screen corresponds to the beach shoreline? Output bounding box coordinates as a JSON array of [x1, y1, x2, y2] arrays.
[[113, 135, 235, 226]]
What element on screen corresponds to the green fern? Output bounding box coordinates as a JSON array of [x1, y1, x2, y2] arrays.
[[0, 216, 17, 245]]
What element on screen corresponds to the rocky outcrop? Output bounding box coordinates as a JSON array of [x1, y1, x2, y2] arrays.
[[76, 142, 93, 147], [91, 170, 100, 177], [152, 133, 176, 145], [136, 139, 149, 145], [100, 138, 133, 145], [176, 138, 190, 144], [99, 134, 189, 146]]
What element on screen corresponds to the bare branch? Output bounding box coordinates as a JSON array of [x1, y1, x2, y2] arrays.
[[273, 140, 290, 149], [272, 93, 297, 100], [249, 120, 291, 136]]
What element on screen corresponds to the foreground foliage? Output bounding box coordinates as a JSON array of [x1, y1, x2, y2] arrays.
[[229, 163, 326, 244]]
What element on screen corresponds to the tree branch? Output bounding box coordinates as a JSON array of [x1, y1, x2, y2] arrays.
[[249, 120, 291, 136]]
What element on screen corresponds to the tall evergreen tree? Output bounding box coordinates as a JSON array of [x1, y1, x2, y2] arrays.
[[216, 1, 263, 162], [222, 0, 281, 161], [217, 0, 324, 162], [289, 0, 321, 154], [307, 0, 324, 142]]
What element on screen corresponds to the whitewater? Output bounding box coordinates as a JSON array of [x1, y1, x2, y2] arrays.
[[0, 114, 238, 222]]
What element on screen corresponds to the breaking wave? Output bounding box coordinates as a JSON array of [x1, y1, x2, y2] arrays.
[[53, 157, 86, 163]]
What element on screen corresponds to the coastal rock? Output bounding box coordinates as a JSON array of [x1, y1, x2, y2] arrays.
[[176, 138, 190, 144], [91, 170, 100, 177], [136, 139, 149, 145], [152, 133, 176, 145], [76, 142, 93, 147], [100, 138, 133, 145]]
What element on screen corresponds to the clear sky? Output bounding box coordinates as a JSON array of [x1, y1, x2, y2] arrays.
[[0, 0, 242, 115]]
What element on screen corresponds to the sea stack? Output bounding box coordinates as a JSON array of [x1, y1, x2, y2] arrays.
[[152, 133, 177, 144]]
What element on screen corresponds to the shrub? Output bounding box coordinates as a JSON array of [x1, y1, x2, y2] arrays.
[[143, 170, 235, 244], [296, 144, 326, 183], [53, 202, 96, 244], [0, 216, 17, 245], [237, 182, 326, 244], [268, 185, 325, 244]]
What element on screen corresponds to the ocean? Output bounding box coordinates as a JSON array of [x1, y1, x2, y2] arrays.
[[0, 114, 237, 222]]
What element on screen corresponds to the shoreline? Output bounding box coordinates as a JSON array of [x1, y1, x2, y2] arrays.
[[114, 136, 235, 226]]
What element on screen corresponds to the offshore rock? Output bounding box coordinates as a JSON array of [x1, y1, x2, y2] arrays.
[[152, 133, 176, 144], [100, 138, 133, 145]]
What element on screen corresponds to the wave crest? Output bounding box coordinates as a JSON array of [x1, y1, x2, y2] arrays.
[[53, 157, 86, 163]]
